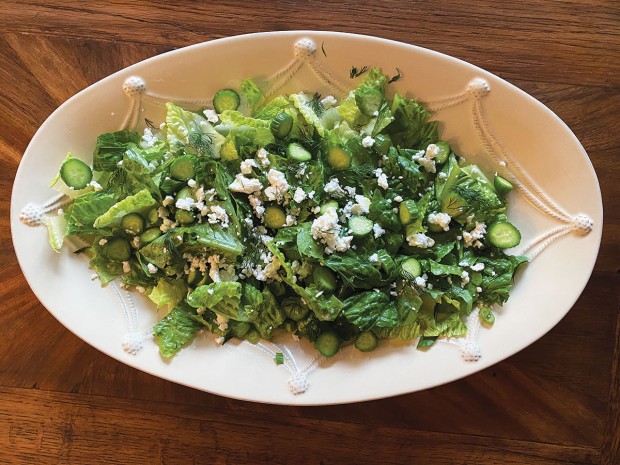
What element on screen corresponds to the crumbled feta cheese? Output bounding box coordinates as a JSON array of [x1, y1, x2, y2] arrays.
[[162, 195, 174, 207], [369, 253, 379, 264], [499, 160, 507, 167], [141, 127, 159, 148], [414, 275, 427, 288], [407, 233, 435, 248], [285, 214, 297, 227], [373, 223, 386, 238], [256, 148, 270, 167], [207, 255, 221, 283], [411, 145, 437, 173], [438, 172, 448, 180], [311, 208, 353, 254], [203, 109, 219, 123], [476, 286, 483, 293], [147, 263, 158, 274], [463, 222, 487, 248], [312, 206, 322, 214], [214, 336, 225, 345], [374, 168, 389, 189], [229, 174, 263, 194], [132, 236, 141, 248], [187, 178, 197, 188], [461, 270, 470, 285], [216, 314, 229, 332], [293, 187, 307, 203], [264, 169, 290, 202], [362, 135, 375, 148], [307, 190, 315, 199], [88, 180, 103, 191], [175, 197, 195, 211], [136, 286, 146, 294], [351, 195, 371, 215], [427, 212, 452, 231], [324, 178, 345, 197], [470, 262, 485, 271], [240, 158, 258, 175], [122, 261, 131, 273], [248, 195, 265, 218], [207, 205, 229, 228], [344, 186, 357, 197], [98, 238, 108, 246], [320, 95, 337, 109], [393, 195, 403, 203]]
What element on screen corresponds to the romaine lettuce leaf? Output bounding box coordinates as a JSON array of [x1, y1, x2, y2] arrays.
[[153, 303, 204, 358], [93, 188, 157, 229], [92, 130, 141, 172], [187, 282, 243, 319], [148, 278, 187, 313]]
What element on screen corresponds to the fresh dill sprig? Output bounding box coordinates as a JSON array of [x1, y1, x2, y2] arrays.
[[388, 68, 402, 84], [321, 41, 327, 57], [337, 165, 375, 185], [350, 65, 369, 78], [187, 129, 214, 157], [308, 92, 324, 117], [144, 118, 157, 129]]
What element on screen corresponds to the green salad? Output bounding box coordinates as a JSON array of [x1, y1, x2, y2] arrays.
[[48, 68, 526, 358]]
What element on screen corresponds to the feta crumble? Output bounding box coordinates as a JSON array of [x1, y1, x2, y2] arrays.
[[463, 222, 487, 248], [407, 233, 435, 248], [240, 158, 258, 175], [427, 212, 452, 231], [324, 177, 345, 197], [256, 148, 270, 167], [320, 95, 337, 109], [229, 174, 263, 194], [293, 187, 307, 203], [373, 223, 386, 239], [147, 263, 158, 274], [264, 169, 289, 202], [362, 135, 375, 148], [311, 208, 353, 254], [374, 168, 389, 189], [203, 109, 219, 123]]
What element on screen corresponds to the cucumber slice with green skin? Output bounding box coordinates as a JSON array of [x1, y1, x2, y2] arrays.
[[263, 205, 287, 229], [139, 227, 162, 245], [314, 331, 340, 357], [60, 158, 93, 189], [441, 192, 468, 220], [433, 141, 451, 163], [281, 297, 310, 321], [494, 175, 514, 196], [146, 207, 160, 225], [326, 146, 352, 170], [312, 266, 338, 292], [103, 238, 132, 262], [373, 134, 392, 156], [120, 213, 145, 235], [479, 307, 495, 327], [286, 142, 312, 162], [319, 200, 339, 215], [270, 112, 294, 138], [175, 209, 195, 225], [170, 156, 195, 182], [186, 269, 204, 286], [398, 200, 419, 225], [488, 221, 521, 249], [355, 331, 378, 352], [348, 215, 373, 237], [175, 186, 196, 202], [213, 89, 240, 113], [401, 257, 422, 278]]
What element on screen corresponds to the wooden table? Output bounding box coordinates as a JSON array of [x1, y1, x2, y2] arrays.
[[1, 2, 618, 464]]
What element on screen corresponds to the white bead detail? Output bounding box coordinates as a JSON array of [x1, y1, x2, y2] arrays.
[[123, 76, 147, 96], [122, 332, 144, 355], [20, 203, 46, 226], [571, 214, 593, 236], [461, 341, 482, 362], [467, 78, 490, 98], [288, 371, 310, 395], [293, 38, 316, 58]]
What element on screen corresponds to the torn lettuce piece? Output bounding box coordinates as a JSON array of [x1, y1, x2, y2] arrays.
[[153, 303, 204, 358], [93, 188, 157, 229]]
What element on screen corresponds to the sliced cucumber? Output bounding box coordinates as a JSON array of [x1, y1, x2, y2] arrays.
[[270, 112, 294, 139], [146, 207, 160, 225], [103, 238, 131, 262], [175, 186, 196, 202], [264, 205, 287, 229], [312, 266, 338, 292], [398, 200, 419, 225], [326, 146, 352, 170], [355, 331, 378, 352], [401, 257, 422, 278], [314, 331, 340, 357], [488, 221, 521, 249], [213, 89, 240, 113], [59, 158, 92, 190], [281, 297, 311, 321], [286, 142, 312, 162], [434, 141, 451, 163], [120, 213, 145, 235], [170, 156, 195, 182], [319, 200, 339, 215], [139, 227, 162, 245], [348, 215, 373, 237], [494, 175, 514, 196], [246, 328, 261, 344], [175, 209, 196, 225]]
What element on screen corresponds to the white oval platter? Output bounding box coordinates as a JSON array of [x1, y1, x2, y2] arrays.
[[11, 31, 602, 405]]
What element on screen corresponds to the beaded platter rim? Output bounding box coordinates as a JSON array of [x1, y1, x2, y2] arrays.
[[11, 31, 602, 404]]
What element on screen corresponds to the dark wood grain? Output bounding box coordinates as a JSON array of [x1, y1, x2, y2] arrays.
[[0, 2, 618, 464]]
